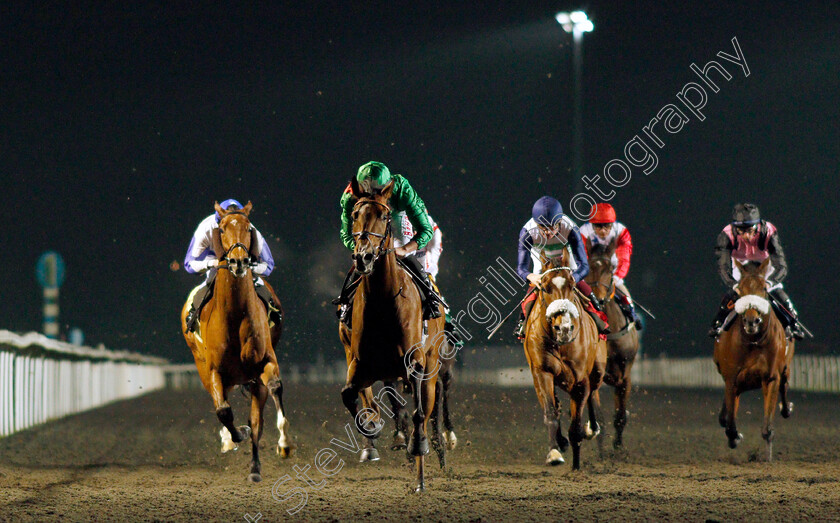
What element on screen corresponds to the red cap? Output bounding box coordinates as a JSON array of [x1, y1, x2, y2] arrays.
[[590, 203, 616, 224]]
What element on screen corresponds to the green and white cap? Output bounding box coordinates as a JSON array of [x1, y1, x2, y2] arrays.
[[356, 161, 392, 193]]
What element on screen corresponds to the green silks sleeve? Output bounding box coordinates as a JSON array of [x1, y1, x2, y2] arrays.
[[339, 190, 356, 251]]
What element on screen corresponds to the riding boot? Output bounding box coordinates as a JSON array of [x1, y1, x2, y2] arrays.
[[515, 299, 536, 340], [185, 282, 213, 333], [585, 308, 610, 335], [708, 288, 738, 338], [444, 316, 464, 350], [400, 256, 443, 320], [770, 288, 805, 340], [255, 283, 283, 326], [582, 292, 600, 311], [616, 293, 643, 330], [333, 267, 360, 326]]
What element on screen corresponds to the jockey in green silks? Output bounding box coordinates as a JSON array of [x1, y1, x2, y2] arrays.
[[335, 161, 445, 324]]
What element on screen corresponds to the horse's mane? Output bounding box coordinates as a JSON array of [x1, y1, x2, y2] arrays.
[[588, 243, 613, 259]]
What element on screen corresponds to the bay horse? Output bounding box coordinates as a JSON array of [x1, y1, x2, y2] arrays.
[[523, 250, 607, 470], [180, 201, 291, 483], [713, 258, 794, 461], [338, 179, 446, 491], [585, 239, 639, 448]]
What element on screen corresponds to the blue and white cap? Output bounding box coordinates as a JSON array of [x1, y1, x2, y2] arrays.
[[215, 198, 244, 222]]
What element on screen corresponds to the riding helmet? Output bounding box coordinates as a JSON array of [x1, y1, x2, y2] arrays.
[[532, 196, 564, 227]]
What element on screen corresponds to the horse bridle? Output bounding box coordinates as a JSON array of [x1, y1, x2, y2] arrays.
[[589, 260, 615, 310], [351, 198, 395, 264], [537, 266, 574, 306], [214, 210, 258, 272]]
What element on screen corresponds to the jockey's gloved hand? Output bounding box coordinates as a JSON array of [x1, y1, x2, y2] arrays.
[[251, 262, 269, 275]]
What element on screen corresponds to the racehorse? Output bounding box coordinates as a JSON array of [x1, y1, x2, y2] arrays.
[[338, 179, 447, 491], [713, 258, 794, 461], [180, 201, 291, 482], [523, 250, 607, 470], [585, 240, 639, 448]]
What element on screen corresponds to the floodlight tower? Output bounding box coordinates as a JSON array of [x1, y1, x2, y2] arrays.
[[556, 11, 593, 190]]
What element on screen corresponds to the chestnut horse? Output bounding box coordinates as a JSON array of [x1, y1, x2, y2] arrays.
[[713, 258, 794, 461], [180, 202, 291, 483], [338, 179, 446, 492], [523, 250, 607, 470], [585, 240, 639, 448]]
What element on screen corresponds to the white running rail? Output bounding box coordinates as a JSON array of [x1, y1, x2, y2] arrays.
[[0, 330, 168, 437]]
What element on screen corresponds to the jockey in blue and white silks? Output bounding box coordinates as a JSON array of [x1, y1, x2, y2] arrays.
[[183, 199, 277, 332], [514, 196, 608, 339]]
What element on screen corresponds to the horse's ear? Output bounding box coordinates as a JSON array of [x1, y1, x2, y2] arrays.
[[733, 260, 745, 274], [758, 257, 771, 276], [214, 201, 225, 216], [242, 201, 253, 216], [607, 236, 618, 255], [350, 178, 366, 198], [380, 179, 395, 200]]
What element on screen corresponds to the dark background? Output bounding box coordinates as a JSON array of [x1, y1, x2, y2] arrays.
[[3, 1, 837, 363]]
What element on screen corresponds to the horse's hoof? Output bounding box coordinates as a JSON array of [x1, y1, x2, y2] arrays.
[[442, 430, 458, 450], [248, 473, 262, 483], [584, 421, 600, 440], [414, 483, 426, 493], [780, 401, 793, 418], [546, 448, 565, 466], [360, 448, 380, 462], [728, 433, 743, 449], [408, 433, 430, 457], [234, 425, 251, 443], [391, 431, 407, 451], [613, 439, 623, 450], [277, 446, 292, 458]]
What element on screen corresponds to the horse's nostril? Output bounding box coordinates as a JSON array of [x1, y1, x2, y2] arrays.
[[363, 253, 374, 263]]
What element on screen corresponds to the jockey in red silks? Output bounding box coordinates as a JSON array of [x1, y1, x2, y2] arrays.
[[514, 196, 609, 340], [708, 203, 804, 340], [579, 203, 643, 329]]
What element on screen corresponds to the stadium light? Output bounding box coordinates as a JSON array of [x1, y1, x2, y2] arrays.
[[555, 10, 594, 190]]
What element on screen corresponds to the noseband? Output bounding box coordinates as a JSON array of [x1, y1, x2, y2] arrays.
[[351, 199, 395, 265], [213, 212, 256, 272]]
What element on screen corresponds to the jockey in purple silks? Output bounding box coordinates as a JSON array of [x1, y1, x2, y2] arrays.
[[183, 198, 280, 333]]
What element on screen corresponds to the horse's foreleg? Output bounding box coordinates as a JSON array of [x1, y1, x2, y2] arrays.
[[585, 387, 604, 455], [724, 381, 743, 448], [533, 372, 563, 466], [429, 380, 446, 469], [569, 379, 591, 471], [263, 363, 292, 458], [613, 378, 630, 449], [779, 366, 793, 418], [553, 385, 569, 452], [440, 366, 457, 450], [247, 380, 268, 482], [383, 380, 409, 451], [210, 370, 248, 447], [358, 387, 381, 462], [761, 377, 780, 462]]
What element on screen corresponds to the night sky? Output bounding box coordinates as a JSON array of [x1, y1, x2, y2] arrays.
[[3, 2, 838, 363]]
